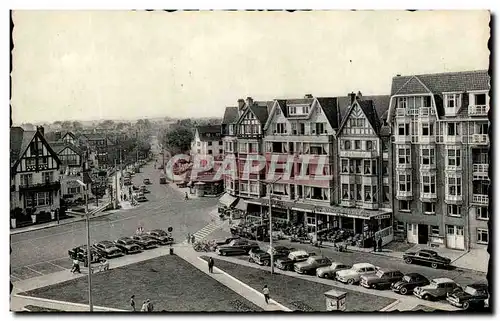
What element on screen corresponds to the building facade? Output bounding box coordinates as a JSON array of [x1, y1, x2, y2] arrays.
[[191, 125, 224, 157], [387, 70, 490, 251]]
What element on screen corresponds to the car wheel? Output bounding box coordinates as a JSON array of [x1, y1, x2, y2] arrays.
[[404, 258, 412, 264], [347, 279, 355, 285], [263, 260, 270, 266], [431, 262, 438, 269], [248, 258, 254, 263], [423, 294, 431, 301], [322, 273, 329, 279], [372, 284, 377, 290], [221, 252, 226, 256], [400, 287, 408, 295], [463, 301, 470, 310]]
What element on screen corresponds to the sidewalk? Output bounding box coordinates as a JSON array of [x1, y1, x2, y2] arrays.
[[11, 202, 114, 235]]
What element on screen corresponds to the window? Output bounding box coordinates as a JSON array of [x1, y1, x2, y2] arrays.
[[421, 147, 435, 166], [382, 161, 389, 176], [26, 158, 36, 167], [398, 97, 407, 109], [447, 149, 461, 167], [299, 123, 305, 135], [356, 184, 362, 201], [364, 185, 372, 202], [448, 205, 461, 217], [447, 177, 462, 196], [447, 122, 460, 136], [342, 184, 349, 200], [68, 187, 81, 194], [445, 94, 460, 108], [431, 226, 440, 236], [314, 123, 326, 134], [398, 123, 410, 136], [208, 150, 213, 155], [422, 123, 434, 136], [383, 185, 390, 203], [398, 174, 411, 192], [477, 229, 489, 244], [398, 148, 410, 165], [20, 173, 33, 186], [354, 159, 362, 174], [275, 123, 287, 134], [423, 202, 436, 215], [366, 141, 373, 150], [364, 160, 371, 174], [341, 159, 349, 173], [476, 207, 489, 220], [344, 140, 351, 150], [474, 93, 486, 105], [208, 142, 212, 146], [422, 174, 436, 194], [423, 96, 432, 107], [350, 118, 365, 127], [355, 140, 361, 150], [42, 171, 53, 183], [37, 191, 51, 206], [219, 149, 223, 154]]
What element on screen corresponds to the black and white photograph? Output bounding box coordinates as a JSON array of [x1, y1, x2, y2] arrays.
[[7, 7, 492, 314]]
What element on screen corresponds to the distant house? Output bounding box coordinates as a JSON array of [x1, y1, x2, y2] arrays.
[[79, 133, 116, 167], [191, 125, 224, 158]]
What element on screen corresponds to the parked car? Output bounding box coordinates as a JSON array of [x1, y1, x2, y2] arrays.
[[143, 178, 151, 185], [214, 236, 241, 247], [274, 250, 313, 271], [113, 237, 142, 254], [139, 185, 150, 194], [336, 263, 378, 285], [124, 178, 132, 186], [403, 249, 451, 269], [248, 248, 269, 264], [294, 256, 332, 275], [446, 283, 489, 310], [146, 229, 174, 245], [216, 240, 260, 256], [391, 273, 430, 295], [267, 246, 294, 257], [93, 241, 124, 259], [135, 194, 148, 202], [360, 268, 404, 290], [68, 245, 102, 263], [131, 235, 159, 249], [159, 176, 167, 184], [413, 278, 460, 301], [316, 262, 351, 279]]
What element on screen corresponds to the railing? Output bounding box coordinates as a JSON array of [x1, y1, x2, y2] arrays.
[[472, 194, 488, 205], [445, 164, 461, 172], [469, 134, 489, 145], [420, 192, 437, 200], [395, 162, 412, 169], [396, 108, 407, 117], [444, 135, 462, 144], [419, 107, 435, 116], [408, 109, 419, 116], [468, 105, 489, 116], [338, 150, 377, 159], [19, 181, 61, 191], [396, 190, 412, 198], [445, 194, 463, 203], [394, 135, 412, 143], [473, 164, 489, 173]]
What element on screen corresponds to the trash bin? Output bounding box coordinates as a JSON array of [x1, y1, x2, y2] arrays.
[[169, 247, 174, 255]]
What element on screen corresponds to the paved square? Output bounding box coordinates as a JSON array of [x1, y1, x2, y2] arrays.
[[21, 254, 263, 312], [11, 267, 42, 280], [28, 262, 65, 275]]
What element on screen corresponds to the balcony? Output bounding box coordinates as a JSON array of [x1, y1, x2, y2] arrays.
[[420, 192, 437, 201], [420, 162, 436, 171], [473, 164, 489, 180], [19, 180, 61, 192], [395, 108, 407, 117], [394, 135, 412, 144], [360, 202, 379, 210], [339, 150, 377, 159], [469, 134, 489, 146], [468, 105, 489, 116], [419, 107, 436, 117], [395, 162, 412, 170], [340, 199, 355, 207], [444, 135, 462, 144], [445, 194, 463, 204], [472, 194, 489, 206], [396, 190, 413, 199]]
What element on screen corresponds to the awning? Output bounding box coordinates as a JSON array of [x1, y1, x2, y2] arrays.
[[219, 193, 237, 207], [235, 199, 248, 211]]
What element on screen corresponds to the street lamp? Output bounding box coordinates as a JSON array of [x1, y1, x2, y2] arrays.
[[76, 179, 93, 312], [265, 176, 281, 274]]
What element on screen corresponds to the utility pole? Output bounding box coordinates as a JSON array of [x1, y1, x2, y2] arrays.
[[269, 190, 274, 274], [85, 184, 93, 311]]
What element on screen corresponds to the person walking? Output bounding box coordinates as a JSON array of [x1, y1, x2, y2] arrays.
[[263, 285, 270, 304], [191, 234, 196, 244], [71, 258, 81, 274], [373, 237, 378, 253], [377, 237, 383, 252], [187, 232, 191, 244], [141, 300, 148, 312], [147, 299, 154, 312], [130, 295, 136, 311], [208, 257, 214, 273], [185, 192, 189, 200]]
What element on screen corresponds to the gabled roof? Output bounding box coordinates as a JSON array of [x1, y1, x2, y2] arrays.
[[316, 97, 340, 130], [50, 141, 83, 155], [391, 70, 490, 96], [61, 131, 77, 140], [10, 127, 62, 170], [196, 125, 222, 142], [247, 104, 270, 125], [222, 107, 239, 125], [337, 95, 390, 120]]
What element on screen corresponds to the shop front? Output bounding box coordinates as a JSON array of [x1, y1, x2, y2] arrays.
[[218, 192, 238, 215]]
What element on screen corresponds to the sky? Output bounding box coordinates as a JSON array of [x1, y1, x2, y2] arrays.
[[11, 10, 490, 124]]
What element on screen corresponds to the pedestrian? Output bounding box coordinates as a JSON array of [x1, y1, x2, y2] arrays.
[[263, 285, 270, 304], [378, 237, 383, 252], [185, 192, 189, 200], [208, 257, 214, 273], [71, 258, 81, 274], [130, 295, 136, 311], [147, 299, 154, 312], [187, 232, 191, 244], [191, 234, 196, 244], [140, 300, 148, 312], [373, 237, 378, 253]]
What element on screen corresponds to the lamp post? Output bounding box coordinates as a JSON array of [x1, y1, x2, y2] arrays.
[[77, 179, 93, 312], [265, 176, 282, 275]]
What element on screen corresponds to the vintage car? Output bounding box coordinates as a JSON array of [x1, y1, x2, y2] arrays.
[[146, 229, 174, 245], [68, 245, 103, 263], [214, 236, 241, 247], [139, 185, 151, 194], [316, 262, 351, 279], [215, 240, 260, 256], [248, 248, 269, 264], [414, 278, 460, 300], [130, 235, 159, 249], [403, 249, 451, 269], [143, 178, 151, 185], [124, 177, 132, 186], [135, 193, 148, 202], [274, 250, 313, 271], [159, 176, 167, 184], [294, 256, 332, 275], [336, 263, 379, 285], [360, 268, 404, 290], [93, 241, 124, 259], [391, 273, 430, 295], [113, 237, 143, 254], [267, 246, 294, 257], [446, 283, 489, 310]]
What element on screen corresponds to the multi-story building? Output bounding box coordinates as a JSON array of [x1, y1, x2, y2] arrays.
[[387, 70, 490, 251], [10, 126, 62, 222], [78, 133, 116, 167], [221, 105, 241, 197], [191, 125, 223, 157]]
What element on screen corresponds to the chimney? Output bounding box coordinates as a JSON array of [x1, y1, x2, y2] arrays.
[[348, 92, 356, 104], [237, 99, 245, 111], [246, 97, 254, 107], [396, 74, 401, 77], [357, 91, 363, 99], [304, 94, 313, 99], [36, 126, 45, 136]]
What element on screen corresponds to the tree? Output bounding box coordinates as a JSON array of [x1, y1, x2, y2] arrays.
[[99, 120, 115, 129], [164, 127, 193, 155], [61, 121, 72, 130], [72, 121, 83, 131]]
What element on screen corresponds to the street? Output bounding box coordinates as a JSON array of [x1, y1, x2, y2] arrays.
[[10, 161, 219, 281]]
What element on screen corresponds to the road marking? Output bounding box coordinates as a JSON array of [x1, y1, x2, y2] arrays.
[[24, 266, 44, 275]]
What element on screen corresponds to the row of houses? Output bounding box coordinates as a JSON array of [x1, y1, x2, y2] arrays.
[[191, 70, 490, 253]]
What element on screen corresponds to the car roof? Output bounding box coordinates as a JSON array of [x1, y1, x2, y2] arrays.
[[420, 249, 438, 255], [406, 273, 424, 278], [433, 278, 455, 283], [100, 240, 114, 245], [290, 250, 309, 256], [331, 262, 347, 265], [378, 268, 401, 273], [353, 263, 375, 268], [309, 256, 326, 260], [468, 283, 488, 289]]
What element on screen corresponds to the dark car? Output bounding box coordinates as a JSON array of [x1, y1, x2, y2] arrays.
[[93, 241, 124, 259], [248, 248, 270, 265], [294, 256, 332, 275], [275, 250, 314, 271], [216, 240, 260, 256], [414, 278, 460, 300], [215, 236, 241, 247], [143, 178, 151, 185], [360, 268, 405, 290], [447, 283, 489, 310], [113, 237, 142, 254], [391, 273, 430, 295], [268, 246, 294, 257], [403, 249, 451, 269], [159, 176, 167, 184], [68, 245, 102, 263], [131, 235, 159, 249], [146, 229, 174, 245]]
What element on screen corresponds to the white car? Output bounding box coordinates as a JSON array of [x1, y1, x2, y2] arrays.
[[336, 263, 378, 285], [316, 262, 351, 279]]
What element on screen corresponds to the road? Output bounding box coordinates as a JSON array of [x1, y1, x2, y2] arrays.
[[11, 160, 219, 281]]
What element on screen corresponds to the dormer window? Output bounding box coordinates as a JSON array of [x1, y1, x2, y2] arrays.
[[445, 94, 461, 108], [288, 105, 309, 115]]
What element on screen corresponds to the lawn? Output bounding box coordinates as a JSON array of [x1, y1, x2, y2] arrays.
[[201, 256, 395, 312], [21, 255, 262, 312]]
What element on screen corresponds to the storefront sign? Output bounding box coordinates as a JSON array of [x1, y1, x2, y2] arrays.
[[374, 214, 391, 220]]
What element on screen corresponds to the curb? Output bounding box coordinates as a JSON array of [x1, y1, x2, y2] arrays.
[[379, 299, 400, 312]]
